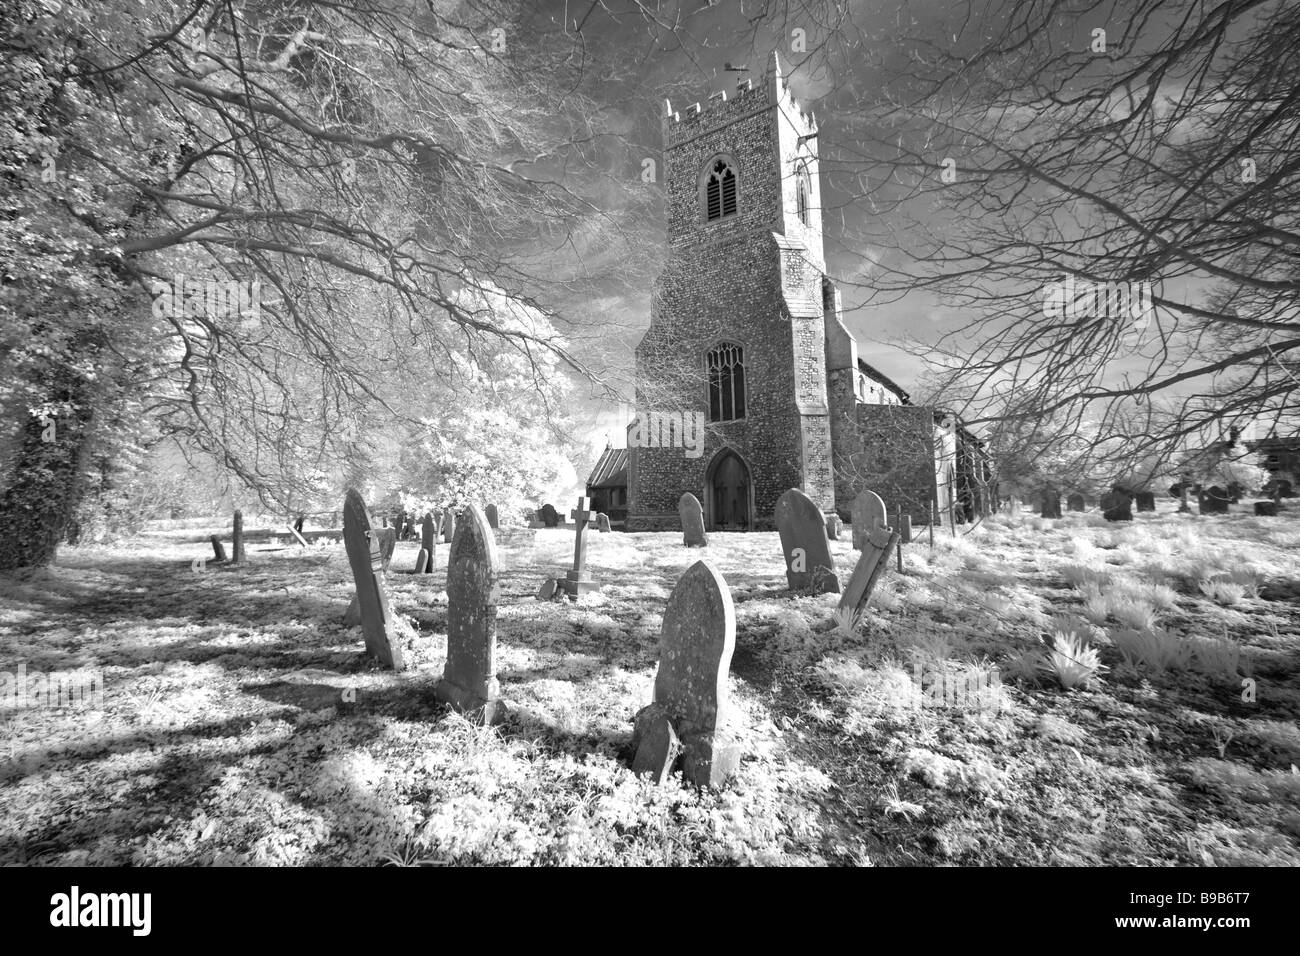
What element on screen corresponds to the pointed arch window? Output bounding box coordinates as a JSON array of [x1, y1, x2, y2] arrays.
[[704, 158, 738, 222], [795, 162, 812, 225], [707, 342, 745, 421]]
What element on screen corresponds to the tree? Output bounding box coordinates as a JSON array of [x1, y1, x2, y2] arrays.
[[1, 0, 649, 568]]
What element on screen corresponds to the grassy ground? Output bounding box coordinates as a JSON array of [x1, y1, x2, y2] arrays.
[[1, 504, 1298, 866]]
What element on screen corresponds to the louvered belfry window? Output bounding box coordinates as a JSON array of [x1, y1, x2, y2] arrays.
[[705, 159, 737, 221], [707, 343, 745, 421]]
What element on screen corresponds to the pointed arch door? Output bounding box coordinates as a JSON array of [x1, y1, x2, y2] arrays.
[[708, 451, 751, 530]]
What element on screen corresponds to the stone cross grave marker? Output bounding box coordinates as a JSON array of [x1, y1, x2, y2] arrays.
[[485, 503, 499, 529], [1067, 493, 1085, 512], [415, 512, 437, 573], [679, 492, 707, 547], [775, 488, 840, 594], [840, 523, 900, 615], [435, 504, 505, 724], [558, 497, 601, 599], [851, 489, 887, 551], [442, 507, 457, 543], [342, 488, 405, 670], [631, 560, 740, 789]]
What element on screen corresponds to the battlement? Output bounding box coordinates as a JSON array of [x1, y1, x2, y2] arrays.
[[663, 51, 817, 148]]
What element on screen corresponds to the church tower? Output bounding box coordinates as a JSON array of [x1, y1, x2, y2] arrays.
[[627, 52, 836, 531]]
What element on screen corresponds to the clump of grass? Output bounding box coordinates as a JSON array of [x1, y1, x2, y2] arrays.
[[1110, 594, 1159, 630], [1081, 584, 1110, 626], [1188, 634, 1242, 683], [830, 606, 862, 638], [1038, 631, 1106, 690], [1003, 646, 1044, 685], [1199, 577, 1246, 606], [1110, 628, 1192, 675], [1061, 563, 1108, 590]]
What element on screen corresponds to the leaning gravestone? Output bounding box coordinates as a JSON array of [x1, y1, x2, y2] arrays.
[[775, 488, 839, 593], [679, 493, 707, 547], [1135, 491, 1156, 512], [442, 507, 457, 543], [484, 503, 499, 529], [596, 513, 612, 533], [540, 503, 558, 527], [209, 535, 228, 564], [1101, 490, 1133, 522], [840, 524, 899, 615], [1067, 493, 1085, 512], [415, 513, 436, 573], [630, 560, 740, 789], [342, 488, 405, 670], [1254, 501, 1279, 516], [1200, 486, 1230, 514], [826, 514, 842, 540], [435, 504, 505, 724], [851, 489, 887, 551], [1040, 491, 1062, 519]]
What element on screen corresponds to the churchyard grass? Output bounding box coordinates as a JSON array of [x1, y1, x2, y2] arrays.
[[1, 500, 1298, 865]]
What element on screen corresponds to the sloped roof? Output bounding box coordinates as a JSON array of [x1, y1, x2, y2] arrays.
[[856, 358, 911, 404], [586, 446, 628, 488]]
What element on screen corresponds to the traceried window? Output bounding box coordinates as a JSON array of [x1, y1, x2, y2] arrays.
[[707, 343, 746, 421], [795, 164, 811, 225], [704, 159, 738, 222]]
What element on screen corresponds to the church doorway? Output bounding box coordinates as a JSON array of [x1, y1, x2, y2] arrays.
[[706, 449, 752, 530]]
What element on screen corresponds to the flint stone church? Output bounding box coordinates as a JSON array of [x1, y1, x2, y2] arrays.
[[588, 52, 994, 532]]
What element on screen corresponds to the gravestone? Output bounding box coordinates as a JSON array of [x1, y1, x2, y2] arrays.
[[825, 514, 842, 540], [1067, 493, 1085, 512], [485, 503, 499, 529], [342, 488, 405, 670], [596, 513, 612, 533], [560, 497, 601, 599], [839, 524, 899, 615], [209, 535, 227, 563], [540, 503, 558, 527], [442, 508, 457, 543], [1040, 491, 1062, 519], [1135, 491, 1156, 512], [1101, 490, 1133, 522], [1254, 501, 1279, 516], [231, 510, 246, 565], [851, 489, 887, 551], [415, 513, 436, 573], [1200, 486, 1230, 514], [287, 521, 309, 547], [679, 493, 707, 547], [435, 504, 505, 724], [374, 527, 397, 567], [536, 578, 558, 601], [775, 488, 840, 593], [630, 560, 740, 789], [898, 514, 913, 544]]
